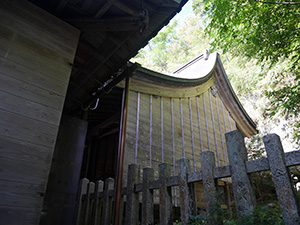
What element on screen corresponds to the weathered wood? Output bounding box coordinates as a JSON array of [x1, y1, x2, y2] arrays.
[[178, 158, 193, 225], [93, 1, 112, 18], [83, 182, 95, 225], [201, 151, 222, 224], [149, 95, 152, 167], [91, 180, 104, 225], [196, 96, 204, 152], [225, 130, 256, 216], [161, 97, 164, 162], [0, 89, 61, 126], [101, 178, 114, 225], [135, 92, 140, 164], [209, 90, 220, 167], [263, 134, 300, 225], [42, 116, 88, 225], [0, 1, 79, 223], [179, 98, 186, 158], [216, 96, 227, 166], [159, 163, 173, 225], [74, 178, 88, 225], [203, 93, 211, 151], [125, 164, 139, 225], [142, 167, 154, 225]]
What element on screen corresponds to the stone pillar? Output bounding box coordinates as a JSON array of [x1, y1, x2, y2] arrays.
[[178, 158, 194, 225], [101, 178, 114, 225], [125, 164, 139, 225], [142, 167, 154, 225], [263, 134, 300, 225], [159, 163, 173, 225], [200, 151, 222, 224], [225, 130, 256, 216]]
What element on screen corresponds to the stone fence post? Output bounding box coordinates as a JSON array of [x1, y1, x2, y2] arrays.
[[200, 151, 222, 224], [225, 130, 256, 216], [263, 134, 300, 225]]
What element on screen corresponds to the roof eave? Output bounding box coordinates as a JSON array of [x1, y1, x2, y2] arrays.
[[214, 53, 258, 137]]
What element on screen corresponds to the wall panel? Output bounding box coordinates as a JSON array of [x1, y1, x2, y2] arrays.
[[0, 1, 80, 224], [125, 87, 239, 179]]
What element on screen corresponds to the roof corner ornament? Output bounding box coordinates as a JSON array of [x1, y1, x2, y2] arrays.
[[204, 49, 209, 60], [139, 8, 149, 34], [210, 85, 218, 97]]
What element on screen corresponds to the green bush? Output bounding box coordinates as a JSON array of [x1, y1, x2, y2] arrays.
[[188, 205, 284, 225]]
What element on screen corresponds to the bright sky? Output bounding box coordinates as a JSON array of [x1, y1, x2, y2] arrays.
[[172, 0, 193, 22]]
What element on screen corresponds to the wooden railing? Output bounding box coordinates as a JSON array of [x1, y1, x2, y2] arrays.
[[74, 130, 300, 225]]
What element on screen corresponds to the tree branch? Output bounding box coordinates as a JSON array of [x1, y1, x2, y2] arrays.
[[255, 0, 300, 5]]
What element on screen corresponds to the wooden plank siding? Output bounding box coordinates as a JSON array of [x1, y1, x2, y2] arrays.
[[0, 0, 80, 224], [125, 88, 237, 181], [124, 87, 239, 208]]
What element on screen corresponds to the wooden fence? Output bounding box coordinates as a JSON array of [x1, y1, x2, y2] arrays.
[[74, 130, 300, 225]]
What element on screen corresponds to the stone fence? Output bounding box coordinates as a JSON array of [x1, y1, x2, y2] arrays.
[[74, 130, 300, 225]]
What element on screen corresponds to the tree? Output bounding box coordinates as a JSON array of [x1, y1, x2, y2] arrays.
[[193, 0, 300, 146], [132, 15, 210, 73]]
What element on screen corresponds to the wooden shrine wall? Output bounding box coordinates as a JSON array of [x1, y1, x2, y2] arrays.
[[0, 1, 80, 224], [124, 87, 237, 182]]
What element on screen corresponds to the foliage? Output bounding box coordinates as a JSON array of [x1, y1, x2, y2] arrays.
[[246, 135, 266, 160], [188, 214, 207, 225], [132, 0, 300, 148], [193, 0, 300, 67], [193, 0, 300, 146], [188, 205, 284, 225], [132, 15, 210, 73]]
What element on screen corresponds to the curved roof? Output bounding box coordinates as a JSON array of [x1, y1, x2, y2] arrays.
[[125, 52, 258, 137]]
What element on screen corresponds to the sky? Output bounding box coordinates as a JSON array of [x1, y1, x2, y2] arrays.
[[172, 0, 193, 22]]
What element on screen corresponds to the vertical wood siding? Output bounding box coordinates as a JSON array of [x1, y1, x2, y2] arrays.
[[125, 87, 237, 180], [0, 1, 80, 224]]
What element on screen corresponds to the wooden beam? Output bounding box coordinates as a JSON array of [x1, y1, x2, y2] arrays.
[[111, 0, 139, 16], [94, 1, 113, 19], [99, 127, 119, 138], [77, 22, 139, 32], [89, 113, 120, 136], [78, 41, 106, 62], [54, 0, 69, 14], [67, 32, 135, 101], [73, 63, 140, 114]]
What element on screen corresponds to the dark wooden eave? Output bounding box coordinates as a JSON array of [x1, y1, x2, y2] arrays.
[[28, 0, 188, 119]]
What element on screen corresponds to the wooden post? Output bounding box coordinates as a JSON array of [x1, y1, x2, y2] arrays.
[[200, 151, 222, 224], [125, 164, 140, 225], [101, 178, 114, 225], [74, 178, 89, 225], [91, 180, 104, 225], [114, 76, 130, 225], [142, 167, 154, 225], [159, 163, 173, 225], [263, 134, 300, 225], [225, 130, 256, 216], [178, 158, 194, 225], [83, 182, 95, 225]]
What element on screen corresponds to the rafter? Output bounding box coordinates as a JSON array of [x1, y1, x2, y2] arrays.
[[54, 0, 69, 14], [94, 1, 113, 18], [67, 32, 135, 100], [89, 112, 120, 136], [76, 21, 139, 32], [111, 0, 139, 16]]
